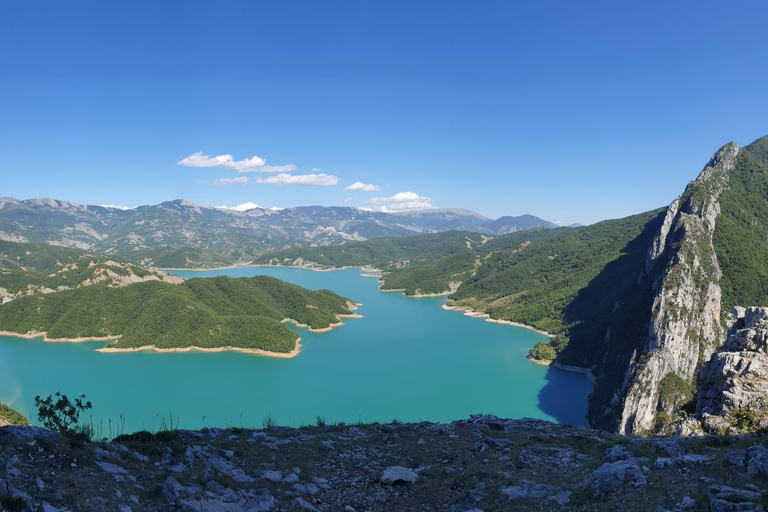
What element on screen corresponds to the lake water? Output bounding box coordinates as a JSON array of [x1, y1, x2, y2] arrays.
[[0, 266, 592, 432]]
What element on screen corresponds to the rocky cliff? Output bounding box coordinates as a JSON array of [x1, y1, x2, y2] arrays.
[[2, 416, 768, 511], [613, 143, 738, 434], [577, 136, 768, 436]]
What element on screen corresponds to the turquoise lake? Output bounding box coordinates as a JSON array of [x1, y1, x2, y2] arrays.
[[0, 266, 592, 432]]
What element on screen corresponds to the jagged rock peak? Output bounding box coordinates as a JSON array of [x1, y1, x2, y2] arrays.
[[692, 141, 740, 186]]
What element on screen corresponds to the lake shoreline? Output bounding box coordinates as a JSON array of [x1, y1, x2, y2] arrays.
[[440, 303, 556, 339], [282, 301, 363, 333], [0, 329, 302, 358], [440, 304, 596, 385], [0, 330, 118, 343], [96, 341, 302, 358]]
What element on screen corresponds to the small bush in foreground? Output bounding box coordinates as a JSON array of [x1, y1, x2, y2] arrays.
[[34, 392, 92, 433]]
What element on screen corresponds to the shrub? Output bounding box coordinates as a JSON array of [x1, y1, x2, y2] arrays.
[[34, 392, 92, 433]]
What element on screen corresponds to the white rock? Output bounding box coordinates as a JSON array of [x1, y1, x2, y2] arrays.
[[380, 466, 418, 485]]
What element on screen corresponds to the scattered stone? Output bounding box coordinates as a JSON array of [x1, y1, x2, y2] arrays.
[[654, 457, 675, 469], [501, 479, 557, 500], [548, 490, 572, 506], [93, 447, 120, 461], [296, 497, 318, 511], [132, 452, 149, 462], [708, 484, 762, 512], [746, 445, 768, 476], [1, 416, 768, 511], [653, 440, 685, 459], [726, 450, 746, 467], [603, 445, 633, 462], [590, 460, 647, 494], [96, 461, 128, 477], [681, 454, 713, 464], [261, 470, 283, 483], [380, 466, 418, 485]]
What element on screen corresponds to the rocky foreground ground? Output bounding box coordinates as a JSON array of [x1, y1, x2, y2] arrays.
[[1, 415, 768, 511]]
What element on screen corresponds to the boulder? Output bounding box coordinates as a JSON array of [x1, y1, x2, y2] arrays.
[[746, 445, 768, 476], [380, 466, 418, 485], [590, 460, 647, 495]]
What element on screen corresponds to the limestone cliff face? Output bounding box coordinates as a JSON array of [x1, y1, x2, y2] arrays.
[[615, 142, 740, 434], [697, 307, 768, 432]]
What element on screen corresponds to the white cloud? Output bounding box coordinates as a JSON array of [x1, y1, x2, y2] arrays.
[[178, 152, 271, 173], [362, 191, 435, 212], [344, 181, 381, 192], [99, 204, 137, 210], [211, 176, 249, 186], [255, 173, 339, 186], [260, 164, 297, 173]]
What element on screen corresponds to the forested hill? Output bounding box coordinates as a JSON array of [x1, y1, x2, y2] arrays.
[[254, 231, 498, 269], [0, 275, 354, 354]]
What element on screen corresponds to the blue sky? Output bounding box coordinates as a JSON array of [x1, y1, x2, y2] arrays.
[[1, 1, 767, 225]]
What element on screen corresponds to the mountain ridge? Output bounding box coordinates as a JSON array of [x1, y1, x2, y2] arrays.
[[0, 197, 556, 267]]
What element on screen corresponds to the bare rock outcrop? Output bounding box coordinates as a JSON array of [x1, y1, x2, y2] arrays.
[[616, 142, 740, 434], [698, 306, 768, 432]]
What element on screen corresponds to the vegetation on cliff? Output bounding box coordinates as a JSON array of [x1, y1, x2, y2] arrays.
[[714, 136, 768, 316], [0, 276, 354, 353], [0, 403, 29, 426]]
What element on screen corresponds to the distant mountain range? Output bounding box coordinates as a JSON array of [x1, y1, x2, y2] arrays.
[[0, 197, 556, 265]]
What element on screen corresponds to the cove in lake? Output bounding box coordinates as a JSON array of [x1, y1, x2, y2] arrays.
[[0, 267, 592, 432]]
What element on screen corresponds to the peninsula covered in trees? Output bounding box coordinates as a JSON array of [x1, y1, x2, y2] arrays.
[[0, 275, 356, 356]]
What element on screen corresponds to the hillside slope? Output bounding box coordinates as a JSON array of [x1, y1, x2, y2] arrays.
[[0, 276, 355, 355]]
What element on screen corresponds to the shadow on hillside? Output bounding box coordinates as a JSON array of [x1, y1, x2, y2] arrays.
[[536, 210, 667, 427]]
